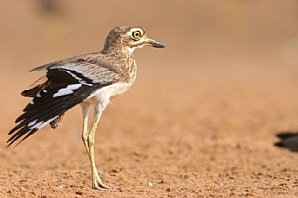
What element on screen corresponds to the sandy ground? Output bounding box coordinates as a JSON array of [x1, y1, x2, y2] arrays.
[[0, 1, 298, 197]]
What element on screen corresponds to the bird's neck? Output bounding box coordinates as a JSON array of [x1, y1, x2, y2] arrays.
[[102, 45, 134, 60]]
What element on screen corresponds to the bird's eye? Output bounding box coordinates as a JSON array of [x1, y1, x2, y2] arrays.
[[131, 31, 142, 40]]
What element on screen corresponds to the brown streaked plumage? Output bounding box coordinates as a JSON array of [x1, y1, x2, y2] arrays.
[[8, 26, 164, 190]]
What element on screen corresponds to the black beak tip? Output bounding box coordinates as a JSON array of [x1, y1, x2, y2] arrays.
[[153, 42, 165, 48], [158, 44, 166, 48]]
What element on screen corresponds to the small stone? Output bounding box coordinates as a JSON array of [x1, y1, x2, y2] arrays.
[[166, 187, 171, 192], [110, 168, 120, 173], [75, 191, 83, 195], [19, 179, 27, 183]]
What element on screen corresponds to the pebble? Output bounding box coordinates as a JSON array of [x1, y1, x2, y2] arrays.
[[76, 191, 83, 195]]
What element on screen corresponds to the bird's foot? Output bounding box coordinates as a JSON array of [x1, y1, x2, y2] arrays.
[[92, 181, 110, 190], [92, 181, 118, 191], [92, 174, 118, 191]]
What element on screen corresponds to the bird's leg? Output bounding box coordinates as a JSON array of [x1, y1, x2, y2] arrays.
[[88, 102, 110, 190], [81, 103, 90, 156]]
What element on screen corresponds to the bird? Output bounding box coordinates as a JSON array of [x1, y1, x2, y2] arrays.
[[7, 26, 165, 190], [275, 132, 298, 152]]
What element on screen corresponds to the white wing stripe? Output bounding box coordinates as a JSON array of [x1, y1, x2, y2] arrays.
[[65, 70, 93, 86], [28, 119, 37, 127], [53, 84, 82, 98], [29, 117, 57, 130]]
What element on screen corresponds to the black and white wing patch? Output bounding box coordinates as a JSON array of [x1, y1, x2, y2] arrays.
[[8, 68, 113, 146]]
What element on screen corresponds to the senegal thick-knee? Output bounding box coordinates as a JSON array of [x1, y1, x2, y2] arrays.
[[8, 26, 165, 190]]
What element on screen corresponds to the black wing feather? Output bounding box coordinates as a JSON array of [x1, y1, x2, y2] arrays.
[[8, 68, 112, 146]]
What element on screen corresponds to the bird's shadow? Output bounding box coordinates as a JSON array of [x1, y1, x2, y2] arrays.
[[274, 131, 298, 152]]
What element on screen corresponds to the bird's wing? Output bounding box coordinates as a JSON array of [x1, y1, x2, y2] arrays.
[[8, 56, 121, 146], [21, 76, 48, 97], [31, 52, 123, 80]]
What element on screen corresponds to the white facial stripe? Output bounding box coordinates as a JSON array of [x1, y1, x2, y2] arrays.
[[53, 84, 82, 98], [131, 36, 147, 49]]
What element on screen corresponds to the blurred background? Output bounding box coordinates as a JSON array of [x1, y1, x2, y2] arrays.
[[1, 1, 298, 82], [0, 1, 298, 97], [0, 1, 298, 196], [1, 1, 298, 96], [1, 0, 298, 132]]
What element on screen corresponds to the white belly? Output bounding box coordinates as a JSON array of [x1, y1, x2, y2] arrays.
[[98, 82, 131, 98], [86, 82, 131, 104]]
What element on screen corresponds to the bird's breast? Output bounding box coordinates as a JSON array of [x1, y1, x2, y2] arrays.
[[87, 82, 133, 104], [102, 82, 132, 97], [86, 58, 137, 103]]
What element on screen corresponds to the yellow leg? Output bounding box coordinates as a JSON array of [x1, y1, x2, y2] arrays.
[[81, 103, 90, 156], [88, 102, 110, 190], [88, 119, 110, 189]]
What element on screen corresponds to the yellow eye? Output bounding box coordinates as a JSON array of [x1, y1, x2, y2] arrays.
[[132, 31, 142, 40]]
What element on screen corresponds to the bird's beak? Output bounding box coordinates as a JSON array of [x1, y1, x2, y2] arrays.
[[144, 38, 165, 48]]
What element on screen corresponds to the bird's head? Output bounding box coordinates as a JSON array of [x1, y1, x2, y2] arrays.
[[102, 26, 165, 54]]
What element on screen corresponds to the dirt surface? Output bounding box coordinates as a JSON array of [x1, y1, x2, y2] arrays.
[[0, 1, 298, 197]]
